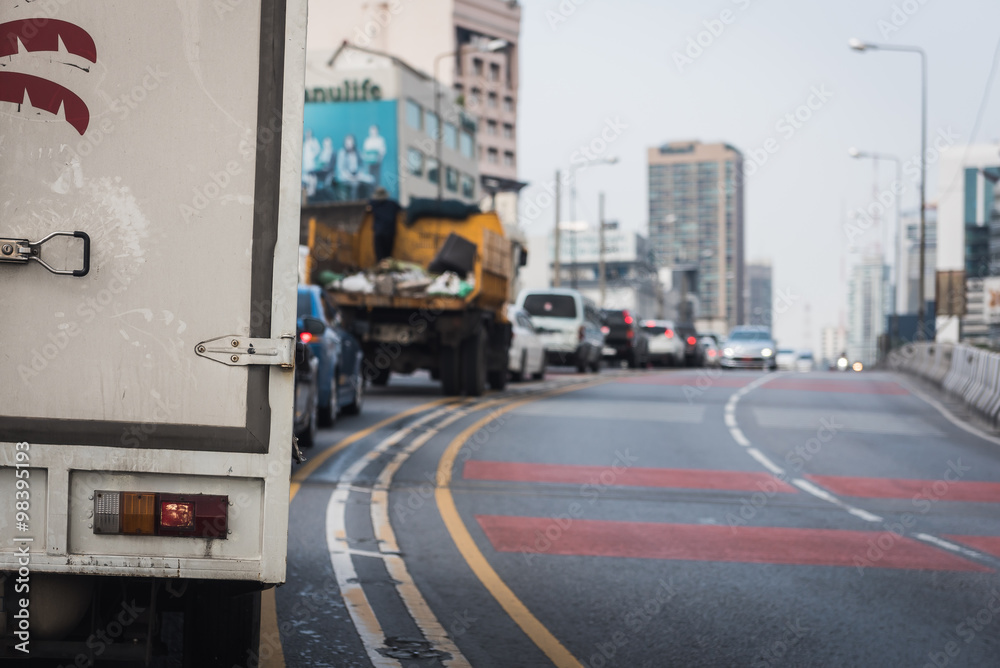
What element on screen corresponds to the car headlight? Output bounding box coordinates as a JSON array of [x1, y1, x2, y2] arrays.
[[761, 348, 773, 357], [723, 348, 734, 357]]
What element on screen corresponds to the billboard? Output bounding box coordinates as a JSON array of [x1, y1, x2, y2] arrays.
[[984, 276, 1000, 325], [302, 100, 398, 204]]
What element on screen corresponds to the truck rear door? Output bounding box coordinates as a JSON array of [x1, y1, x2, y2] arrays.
[[0, 1, 305, 584]]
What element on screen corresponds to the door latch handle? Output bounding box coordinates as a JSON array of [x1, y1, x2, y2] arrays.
[[0, 231, 91, 277]]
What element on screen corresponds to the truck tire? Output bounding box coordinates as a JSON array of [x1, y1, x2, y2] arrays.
[[371, 366, 391, 386], [440, 347, 462, 396], [462, 332, 486, 397], [488, 362, 508, 391], [184, 585, 260, 668]]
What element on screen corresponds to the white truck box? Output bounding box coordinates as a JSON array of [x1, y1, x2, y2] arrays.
[[0, 1, 307, 663]]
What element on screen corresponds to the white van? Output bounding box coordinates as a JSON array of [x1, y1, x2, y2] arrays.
[[516, 288, 604, 373]]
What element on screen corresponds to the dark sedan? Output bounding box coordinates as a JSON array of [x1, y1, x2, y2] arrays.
[[600, 309, 649, 368], [297, 285, 365, 426]]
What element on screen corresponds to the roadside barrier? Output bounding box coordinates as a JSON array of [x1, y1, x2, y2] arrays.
[[894, 342, 1000, 428]]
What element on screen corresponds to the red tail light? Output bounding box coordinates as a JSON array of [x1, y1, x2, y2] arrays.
[[687, 336, 697, 345], [299, 332, 313, 343], [601, 325, 610, 335], [578, 326, 586, 341], [665, 329, 674, 338], [626, 329, 634, 339], [93, 491, 228, 539], [623, 310, 633, 325]]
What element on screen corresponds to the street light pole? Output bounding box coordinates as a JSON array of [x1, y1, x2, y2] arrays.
[[553, 169, 562, 287], [849, 39, 929, 340], [598, 192, 606, 305], [849, 148, 903, 342], [433, 51, 450, 201], [567, 157, 618, 289]]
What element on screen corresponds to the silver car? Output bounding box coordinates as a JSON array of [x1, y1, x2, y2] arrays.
[[720, 326, 777, 370]]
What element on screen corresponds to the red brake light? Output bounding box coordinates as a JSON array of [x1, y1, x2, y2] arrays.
[[623, 311, 633, 325], [300, 332, 313, 343], [601, 326, 610, 335], [626, 329, 634, 339], [665, 329, 674, 338], [687, 336, 697, 345], [644, 320, 657, 327], [94, 491, 228, 538], [160, 501, 195, 530]]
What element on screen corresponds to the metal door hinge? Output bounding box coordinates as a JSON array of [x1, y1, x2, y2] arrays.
[[195, 335, 295, 368]]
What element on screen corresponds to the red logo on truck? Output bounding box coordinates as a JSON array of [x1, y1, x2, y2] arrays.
[[0, 19, 97, 135]]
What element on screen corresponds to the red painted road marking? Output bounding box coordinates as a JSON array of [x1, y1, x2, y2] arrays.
[[945, 536, 1000, 558], [806, 475, 1000, 503], [763, 378, 909, 395], [616, 375, 754, 387], [476, 516, 991, 572], [463, 461, 797, 493]]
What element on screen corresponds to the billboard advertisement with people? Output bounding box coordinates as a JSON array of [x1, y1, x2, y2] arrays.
[[302, 100, 398, 204]]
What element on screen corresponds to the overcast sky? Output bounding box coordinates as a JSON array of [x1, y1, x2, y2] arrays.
[[516, 0, 1000, 351]]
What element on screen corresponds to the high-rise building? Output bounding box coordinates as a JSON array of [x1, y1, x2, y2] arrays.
[[820, 325, 848, 368], [896, 205, 937, 316], [306, 0, 524, 226], [648, 141, 745, 333], [935, 143, 1000, 342], [746, 261, 773, 330], [847, 256, 890, 367]]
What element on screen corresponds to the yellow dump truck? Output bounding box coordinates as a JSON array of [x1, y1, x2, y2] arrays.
[[302, 202, 515, 396]]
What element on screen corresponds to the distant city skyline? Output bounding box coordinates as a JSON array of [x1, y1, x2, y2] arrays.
[[514, 0, 1000, 352]]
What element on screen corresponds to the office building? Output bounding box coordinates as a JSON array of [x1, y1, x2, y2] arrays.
[[820, 325, 848, 368], [896, 205, 938, 316], [648, 141, 745, 333], [847, 256, 890, 367], [306, 0, 525, 225], [303, 43, 479, 205], [935, 143, 1000, 341], [746, 261, 773, 330]]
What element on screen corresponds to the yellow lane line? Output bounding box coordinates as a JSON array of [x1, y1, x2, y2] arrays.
[[371, 397, 511, 667], [290, 397, 457, 501], [434, 382, 612, 668], [259, 587, 286, 668]]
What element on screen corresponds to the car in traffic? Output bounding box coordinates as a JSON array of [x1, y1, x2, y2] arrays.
[[699, 334, 722, 367], [796, 350, 816, 372], [675, 322, 702, 366], [517, 288, 604, 373], [600, 309, 650, 368], [720, 326, 778, 370], [294, 325, 320, 447], [775, 348, 798, 371], [641, 319, 685, 366], [507, 305, 547, 381], [297, 285, 365, 425]]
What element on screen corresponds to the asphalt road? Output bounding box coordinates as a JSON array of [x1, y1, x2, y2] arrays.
[[274, 366, 1000, 668]]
